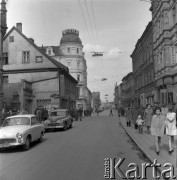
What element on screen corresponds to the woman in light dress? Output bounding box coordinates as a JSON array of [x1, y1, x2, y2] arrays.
[[151, 107, 165, 155], [165, 106, 176, 154]]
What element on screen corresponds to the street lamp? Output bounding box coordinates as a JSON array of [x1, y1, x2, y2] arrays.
[[0, 0, 7, 116]]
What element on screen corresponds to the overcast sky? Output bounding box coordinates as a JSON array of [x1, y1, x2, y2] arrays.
[[6, 0, 152, 102]]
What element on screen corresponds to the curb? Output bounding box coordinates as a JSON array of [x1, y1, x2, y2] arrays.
[[119, 117, 163, 174]]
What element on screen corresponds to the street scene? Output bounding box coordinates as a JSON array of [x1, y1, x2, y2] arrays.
[[0, 0, 177, 180]]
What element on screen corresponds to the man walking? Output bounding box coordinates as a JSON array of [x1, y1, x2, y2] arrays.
[[109, 108, 113, 116]]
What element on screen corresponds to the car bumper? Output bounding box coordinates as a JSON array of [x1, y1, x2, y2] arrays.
[[45, 125, 64, 129], [0, 142, 24, 149]]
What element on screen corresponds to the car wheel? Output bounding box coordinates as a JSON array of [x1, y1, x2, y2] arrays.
[[38, 132, 43, 142], [63, 123, 67, 131], [23, 137, 31, 151], [70, 123, 72, 128]]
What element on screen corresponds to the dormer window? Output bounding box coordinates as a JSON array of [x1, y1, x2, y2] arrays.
[[48, 49, 51, 55]]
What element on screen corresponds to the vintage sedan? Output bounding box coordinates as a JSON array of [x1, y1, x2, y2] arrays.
[[44, 109, 73, 131], [0, 114, 45, 151]]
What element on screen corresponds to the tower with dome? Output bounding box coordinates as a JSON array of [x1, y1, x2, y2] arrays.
[[41, 29, 91, 110]]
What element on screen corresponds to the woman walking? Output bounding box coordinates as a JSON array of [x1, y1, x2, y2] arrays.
[[151, 107, 165, 155], [165, 106, 176, 154], [144, 104, 153, 134]]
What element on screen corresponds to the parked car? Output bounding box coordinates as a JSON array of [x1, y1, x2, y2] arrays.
[[44, 109, 73, 131], [0, 114, 45, 151]]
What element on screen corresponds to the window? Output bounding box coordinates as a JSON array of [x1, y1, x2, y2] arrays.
[[48, 49, 51, 55], [77, 48, 79, 54], [67, 47, 70, 53], [77, 62, 80, 69], [3, 53, 8, 65], [77, 74, 80, 82], [172, 6, 176, 26], [31, 117, 40, 125], [3, 76, 8, 84], [36, 56, 43, 63], [22, 51, 30, 64], [67, 62, 71, 67], [9, 36, 14, 42]]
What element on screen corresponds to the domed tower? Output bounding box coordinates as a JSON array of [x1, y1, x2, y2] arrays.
[[59, 29, 88, 109]]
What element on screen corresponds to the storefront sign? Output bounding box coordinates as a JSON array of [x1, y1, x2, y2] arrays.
[[37, 99, 51, 107]]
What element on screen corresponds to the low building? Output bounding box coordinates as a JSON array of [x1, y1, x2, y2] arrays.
[[3, 23, 78, 113]]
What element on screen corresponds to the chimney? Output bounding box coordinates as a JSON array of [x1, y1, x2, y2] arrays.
[[16, 23, 22, 33], [28, 38, 34, 44]]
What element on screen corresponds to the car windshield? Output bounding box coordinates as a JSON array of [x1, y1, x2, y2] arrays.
[[50, 111, 66, 117], [2, 117, 30, 127]]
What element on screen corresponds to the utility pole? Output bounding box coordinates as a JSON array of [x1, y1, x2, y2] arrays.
[[0, 0, 7, 117]]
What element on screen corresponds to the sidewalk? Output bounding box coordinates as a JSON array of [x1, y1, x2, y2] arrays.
[[120, 116, 176, 173]]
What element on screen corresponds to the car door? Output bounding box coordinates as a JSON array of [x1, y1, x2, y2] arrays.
[[66, 111, 71, 127], [31, 117, 39, 141], [35, 117, 43, 138]]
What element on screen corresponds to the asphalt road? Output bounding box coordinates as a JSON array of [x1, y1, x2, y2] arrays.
[[0, 110, 160, 180]]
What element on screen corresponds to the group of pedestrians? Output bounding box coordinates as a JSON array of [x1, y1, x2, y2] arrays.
[[123, 103, 177, 155], [69, 108, 84, 121]]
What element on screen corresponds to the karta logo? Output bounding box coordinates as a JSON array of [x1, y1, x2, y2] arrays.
[[104, 158, 176, 179]]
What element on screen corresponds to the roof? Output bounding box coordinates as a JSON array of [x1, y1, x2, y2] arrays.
[[60, 33, 82, 45], [40, 46, 63, 56], [3, 26, 68, 72], [6, 114, 36, 118]]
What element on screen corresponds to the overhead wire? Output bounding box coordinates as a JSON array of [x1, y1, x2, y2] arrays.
[[78, 0, 95, 52], [84, 0, 97, 52], [90, 0, 100, 52]]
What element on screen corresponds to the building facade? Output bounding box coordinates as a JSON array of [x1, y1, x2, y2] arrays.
[[121, 72, 134, 107], [41, 29, 91, 110], [114, 83, 123, 110], [150, 0, 177, 105], [3, 23, 78, 113], [91, 92, 101, 111], [131, 21, 156, 107]]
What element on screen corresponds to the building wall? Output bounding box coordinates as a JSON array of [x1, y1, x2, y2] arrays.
[[3, 25, 77, 112], [131, 22, 155, 107], [3, 30, 56, 71]]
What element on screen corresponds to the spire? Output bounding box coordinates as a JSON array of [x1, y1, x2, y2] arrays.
[[0, 0, 7, 37]]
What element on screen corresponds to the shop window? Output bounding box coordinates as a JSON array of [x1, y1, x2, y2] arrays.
[[3, 76, 8, 84], [3, 53, 8, 65]]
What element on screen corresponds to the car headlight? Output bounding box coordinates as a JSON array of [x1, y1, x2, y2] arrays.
[[57, 120, 62, 123], [16, 133, 23, 139], [45, 120, 50, 124]]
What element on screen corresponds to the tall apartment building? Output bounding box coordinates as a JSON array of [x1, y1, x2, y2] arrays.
[[150, 0, 177, 105]]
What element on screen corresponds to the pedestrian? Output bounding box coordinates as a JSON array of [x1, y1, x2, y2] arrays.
[[109, 108, 113, 116], [165, 106, 176, 154], [144, 104, 153, 134], [151, 107, 165, 155], [96, 108, 99, 116], [78, 108, 83, 121], [136, 115, 144, 134], [126, 106, 131, 127], [75, 108, 79, 121]]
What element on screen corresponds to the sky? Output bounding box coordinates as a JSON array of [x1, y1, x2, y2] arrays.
[[6, 0, 152, 102]]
